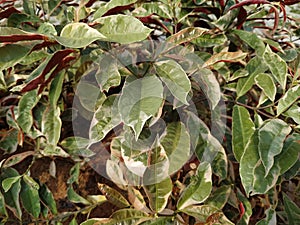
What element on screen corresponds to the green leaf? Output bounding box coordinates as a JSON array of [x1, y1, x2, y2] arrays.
[[111, 209, 148, 224], [240, 131, 260, 196], [258, 119, 291, 175], [203, 51, 247, 68], [0, 168, 22, 220], [237, 189, 252, 225], [180, 205, 234, 224], [232, 29, 265, 56], [69, 217, 78, 225], [118, 76, 164, 139], [263, 45, 287, 89], [283, 193, 300, 225], [42, 106, 62, 145], [284, 105, 300, 124], [0, 128, 19, 154], [96, 55, 121, 92], [139, 217, 173, 225], [255, 208, 276, 225], [143, 177, 172, 213], [86, 195, 107, 205], [213, 8, 240, 30], [277, 85, 300, 115], [167, 27, 208, 45], [177, 162, 212, 210], [106, 160, 127, 187], [192, 69, 221, 109], [39, 183, 57, 215], [67, 186, 90, 205], [98, 183, 130, 208], [17, 89, 40, 133], [90, 95, 121, 142], [255, 73, 276, 101], [94, 15, 152, 44], [2, 176, 21, 192], [67, 163, 80, 185], [93, 0, 138, 19], [0, 191, 8, 218], [194, 33, 227, 47], [160, 122, 190, 175], [0, 44, 31, 70], [20, 175, 41, 218], [80, 218, 113, 225], [232, 105, 255, 162], [276, 134, 300, 175], [127, 186, 150, 213], [155, 59, 191, 105], [3, 151, 35, 168], [205, 185, 231, 209], [55, 22, 106, 48], [49, 72, 64, 107]]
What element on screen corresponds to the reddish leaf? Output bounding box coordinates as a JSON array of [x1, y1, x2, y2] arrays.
[[237, 7, 247, 29], [137, 15, 171, 34], [284, 0, 300, 5], [0, 34, 47, 43], [21, 49, 76, 93], [31, 40, 57, 52], [229, 0, 270, 11], [0, 7, 20, 20], [269, 5, 279, 33], [103, 4, 134, 16]]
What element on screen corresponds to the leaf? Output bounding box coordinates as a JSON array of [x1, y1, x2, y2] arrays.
[[55, 22, 106, 48], [203, 51, 247, 68], [98, 183, 130, 208], [160, 122, 190, 175], [94, 15, 152, 44], [0, 192, 8, 218], [17, 89, 40, 133], [20, 175, 41, 218], [237, 189, 252, 225], [283, 193, 300, 225], [80, 218, 113, 225], [3, 151, 35, 168], [263, 45, 287, 89], [49, 72, 64, 107], [93, 0, 138, 19], [127, 186, 151, 213], [86, 195, 107, 205], [277, 85, 300, 115], [276, 134, 300, 175], [106, 160, 127, 187], [255, 73, 276, 101], [255, 208, 276, 225], [177, 162, 212, 210], [194, 33, 227, 47], [139, 217, 173, 225], [42, 106, 62, 145], [167, 27, 208, 45], [180, 205, 234, 224], [111, 209, 148, 224], [90, 95, 121, 142], [0, 44, 31, 70], [284, 105, 300, 125], [118, 76, 164, 139], [0, 128, 19, 154], [155, 59, 191, 105], [232, 29, 265, 56], [232, 105, 255, 162], [192, 69, 221, 109], [67, 163, 80, 185], [240, 131, 260, 196], [143, 177, 172, 213], [205, 185, 231, 209], [258, 119, 291, 175], [39, 183, 57, 215], [67, 186, 91, 205], [0, 168, 22, 220], [213, 8, 240, 30], [2, 176, 21, 192]]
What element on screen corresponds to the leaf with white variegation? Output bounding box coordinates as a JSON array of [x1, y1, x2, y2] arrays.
[[203, 51, 247, 68], [258, 119, 291, 176], [255, 73, 276, 101], [55, 23, 106, 48], [95, 15, 152, 44], [232, 105, 255, 162], [177, 162, 212, 210], [255, 208, 276, 225], [263, 45, 287, 89], [118, 76, 163, 139], [277, 85, 300, 115], [42, 106, 62, 145]]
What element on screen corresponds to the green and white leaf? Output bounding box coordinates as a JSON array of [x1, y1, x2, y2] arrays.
[[255, 73, 276, 101], [42, 106, 62, 145], [277, 85, 300, 115]]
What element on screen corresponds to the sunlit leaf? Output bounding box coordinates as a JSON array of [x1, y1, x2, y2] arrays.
[[277, 85, 300, 115], [255, 73, 276, 101], [232, 105, 255, 162], [167, 27, 208, 45], [155, 59, 191, 105], [177, 162, 212, 210], [98, 183, 130, 208], [263, 45, 287, 89], [95, 15, 152, 44], [67, 186, 91, 205], [203, 51, 247, 68], [111, 209, 148, 224], [55, 22, 106, 48], [42, 106, 62, 145], [194, 33, 227, 47]]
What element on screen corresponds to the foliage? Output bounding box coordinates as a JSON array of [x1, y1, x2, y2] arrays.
[[0, 0, 300, 224]]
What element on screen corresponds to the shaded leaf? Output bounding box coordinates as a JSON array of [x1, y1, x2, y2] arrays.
[[232, 105, 255, 162], [55, 22, 106, 48], [155, 59, 191, 105], [95, 15, 152, 44], [0, 128, 19, 154], [0, 192, 8, 218], [237, 189, 252, 225], [49, 72, 64, 107], [2, 176, 21, 192], [283, 193, 300, 225], [177, 162, 212, 210], [194, 33, 227, 47], [67, 186, 90, 205], [255, 208, 276, 225], [39, 183, 57, 215], [205, 185, 231, 209], [258, 119, 291, 175], [0, 44, 31, 70], [3, 151, 34, 168]]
